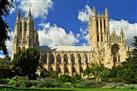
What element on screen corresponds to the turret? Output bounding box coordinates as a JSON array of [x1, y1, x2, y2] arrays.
[[16, 10, 20, 21], [105, 7, 108, 17], [92, 6, 96, 16], [28, 8, 32, 21], [120, 27, 125, 42], [104, 7, 109, 40]]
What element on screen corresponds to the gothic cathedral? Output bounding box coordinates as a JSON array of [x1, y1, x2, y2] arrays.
[[12, 7, 128, 77]]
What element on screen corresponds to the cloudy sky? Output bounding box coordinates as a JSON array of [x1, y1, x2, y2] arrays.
[[0, 0, 137, 57]]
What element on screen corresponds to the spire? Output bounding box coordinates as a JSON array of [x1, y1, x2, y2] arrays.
[[120, 27, 124, 34], [93, 6, 96, 16], [105, 7, 108, 17], [16, 9, 20, 21], [120, 27, 125, 41], [111, 28, 117, 36], [28, 8, 31, 21]]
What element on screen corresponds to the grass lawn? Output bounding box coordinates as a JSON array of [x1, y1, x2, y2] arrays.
[[0, 88, 137, 91]]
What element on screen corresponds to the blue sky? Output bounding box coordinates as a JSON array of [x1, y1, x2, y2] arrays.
[[0, 0, 137, 57]]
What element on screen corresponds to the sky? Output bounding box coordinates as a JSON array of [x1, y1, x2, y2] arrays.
[[0, 0, 137, 58]]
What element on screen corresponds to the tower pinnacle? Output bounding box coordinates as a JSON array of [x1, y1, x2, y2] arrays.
[[93, 6, 96, 16], [105, 7, 108, 17], [16, 10, 20, 21], [28, 8, 31, 20]]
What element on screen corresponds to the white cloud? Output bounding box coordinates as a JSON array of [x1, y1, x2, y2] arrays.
[[0, 54, 5, 58], [19, 0, 53, 18], [6, 32, 13, 57], [78, 5, 93, 22], [38, 23, 79, 46], [0, 32, 13, 58]]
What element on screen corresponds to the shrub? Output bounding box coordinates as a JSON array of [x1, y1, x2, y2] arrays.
[[8, 76, 28, 87], [59, 75, 71, 82], [71, 74, 82, 83], [0, 65, 15, 78], [61, 82, 73, 88]]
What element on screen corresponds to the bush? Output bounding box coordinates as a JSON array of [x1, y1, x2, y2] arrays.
[[8, 76, 28, 87], [76, 79, 104, 88], [0, 65, 15, 78], [36, 66, 50, 78], [61, 82, 73, 88], [0, 78, 10, 84], [59, 75, 71, 82], [71, 74, 82, 83]]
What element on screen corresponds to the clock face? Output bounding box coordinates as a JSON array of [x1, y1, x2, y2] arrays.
[[111, 44, 119, 54]]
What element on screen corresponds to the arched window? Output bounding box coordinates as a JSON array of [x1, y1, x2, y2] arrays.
[[49, 54, 54, 64], [42, 54, 47, 64], [71, 54, 75, 64], [78, 54, 81, 64], [84, 54, 88, 64], [63, 54, 68, 64], [56, 54, 61, 64]]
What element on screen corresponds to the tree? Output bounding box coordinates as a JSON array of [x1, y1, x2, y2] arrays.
[[83, 67, 92, 79], [115, 36, 137, 83], [0, 56, 15, 78], [36, 66, 50, 78], [12, 48, 40, 80], [83, 64, 110, 81], [132, 36, 137, 58], [0, 0, 13, 56]]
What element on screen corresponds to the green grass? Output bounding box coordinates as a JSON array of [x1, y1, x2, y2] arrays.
[[0, 88, 137, 91]]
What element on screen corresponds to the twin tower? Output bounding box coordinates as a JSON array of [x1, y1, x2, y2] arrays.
[[89, 7, 125, 50], [12, 7, 127, 68], [12, 10, 39, 58]]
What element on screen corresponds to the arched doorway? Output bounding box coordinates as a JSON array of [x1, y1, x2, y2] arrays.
[[63, 54, 68, 64], [111, 43, 120, 67]]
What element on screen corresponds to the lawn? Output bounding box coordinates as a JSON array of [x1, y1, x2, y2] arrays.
[[0, 88, 137, 91]]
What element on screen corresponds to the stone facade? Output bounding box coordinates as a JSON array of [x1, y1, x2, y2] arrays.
[[12, 10, 39, 59], [12, 7, 128, 77], [88, 7, 127, 68]]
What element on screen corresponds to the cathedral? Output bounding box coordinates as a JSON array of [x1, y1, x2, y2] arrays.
[[12, 7, 128, 77]]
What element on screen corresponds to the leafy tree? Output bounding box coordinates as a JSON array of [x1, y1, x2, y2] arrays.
[[114, 36, 137, 83], [83, 64, 110, 81], [0, 64, 15, 78], [132, 36, 137, 58], [36, 66, 50, 78], [12, 48, 40, 80], [0, 56, 15, 78], [83, 67, 92, 79], [0, 0, 13, 56], [0, 56, 11, 65]]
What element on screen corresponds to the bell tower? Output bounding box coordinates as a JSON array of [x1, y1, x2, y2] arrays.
[[89, 7, 109, 49], [12, 9, 39, 59]]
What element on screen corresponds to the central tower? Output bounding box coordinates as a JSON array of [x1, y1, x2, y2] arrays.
[[89, 7, 109, 49], [12, 9, 39, 59]]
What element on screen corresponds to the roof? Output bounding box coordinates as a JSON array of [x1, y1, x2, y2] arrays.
[[38, 46, 94, 52]]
